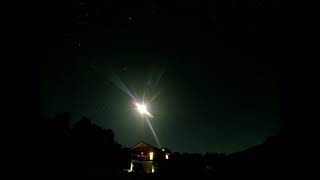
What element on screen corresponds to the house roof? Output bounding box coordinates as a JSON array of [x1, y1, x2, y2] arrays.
[[129, 141, 159, 151]]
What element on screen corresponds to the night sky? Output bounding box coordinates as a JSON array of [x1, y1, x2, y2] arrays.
[[42, 0, 281, 153]]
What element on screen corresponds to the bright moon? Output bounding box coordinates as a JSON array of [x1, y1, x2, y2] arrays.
[[136, 103, 147, 114], [135, 102, 153, 118]]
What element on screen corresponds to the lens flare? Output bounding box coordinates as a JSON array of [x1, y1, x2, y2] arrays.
[[106, 70, 164, 148]]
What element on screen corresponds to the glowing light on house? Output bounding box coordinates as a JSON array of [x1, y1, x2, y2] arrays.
[[151, 165, 155, 173], [149, 152, 154, 160], [128, 162, 134, 172], [165, 154, 169, 159]]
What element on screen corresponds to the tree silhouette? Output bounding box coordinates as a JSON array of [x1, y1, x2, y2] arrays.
[[40, 113, 130, 178]]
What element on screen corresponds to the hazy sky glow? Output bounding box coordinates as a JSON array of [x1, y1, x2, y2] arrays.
[[42, 0, 281, 153]]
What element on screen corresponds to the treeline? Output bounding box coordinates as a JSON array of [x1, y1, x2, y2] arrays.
[[36, 112, 287, 179], [159, 132, 288, 179]]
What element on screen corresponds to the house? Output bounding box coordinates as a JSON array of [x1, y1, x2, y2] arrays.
[[128, 141, 170, 173]]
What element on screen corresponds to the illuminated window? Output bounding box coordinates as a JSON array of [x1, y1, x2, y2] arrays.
[[165, 154, 169, 159], [149, 152, 154, 160]]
